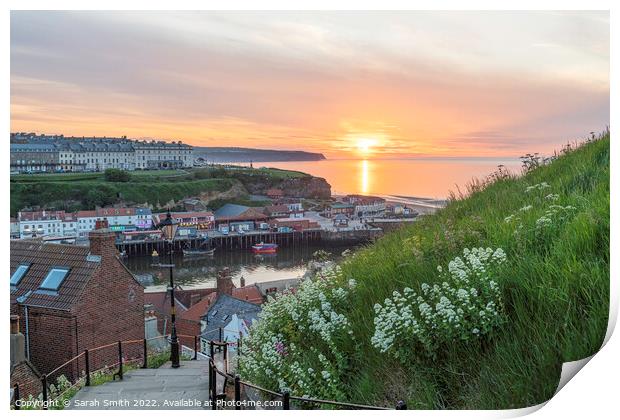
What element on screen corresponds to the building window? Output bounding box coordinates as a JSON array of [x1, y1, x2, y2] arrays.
[[10, 264, 31, 287], [39, 267, 70, 291]]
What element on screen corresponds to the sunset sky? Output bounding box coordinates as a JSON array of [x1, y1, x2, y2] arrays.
[[10, 11, 609, 159]]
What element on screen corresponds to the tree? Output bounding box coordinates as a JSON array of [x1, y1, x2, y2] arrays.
[[104, 168, 131, 182]]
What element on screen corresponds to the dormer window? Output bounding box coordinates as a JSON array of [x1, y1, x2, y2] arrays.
[[10, 264, 30, 287], [39, 267, 70, 291]]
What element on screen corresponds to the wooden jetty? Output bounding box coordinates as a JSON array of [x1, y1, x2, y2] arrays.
[[115, 228, 382, 257]]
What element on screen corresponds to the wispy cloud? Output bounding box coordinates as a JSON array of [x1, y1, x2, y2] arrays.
[[10, 11, 609, 157]]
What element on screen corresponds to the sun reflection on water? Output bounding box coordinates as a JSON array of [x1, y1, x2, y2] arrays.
[[361, 159, 369, 194]]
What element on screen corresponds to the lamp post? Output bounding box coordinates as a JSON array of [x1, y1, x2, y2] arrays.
[[157, 210, 180, 368]]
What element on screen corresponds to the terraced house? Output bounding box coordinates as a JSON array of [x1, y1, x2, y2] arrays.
[[9, 133, 193, 173], [9, 221, 144, 384]]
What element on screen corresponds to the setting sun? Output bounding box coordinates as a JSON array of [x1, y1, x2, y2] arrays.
[[355, 138, 378, 155]]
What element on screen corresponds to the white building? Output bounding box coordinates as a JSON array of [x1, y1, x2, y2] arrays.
[[17, 211, 77, 238], [10, 134, 194, 173]]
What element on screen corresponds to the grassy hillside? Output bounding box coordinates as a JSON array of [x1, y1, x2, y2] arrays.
[[9, 166, 310, 215], [239, 132, 609, 409]]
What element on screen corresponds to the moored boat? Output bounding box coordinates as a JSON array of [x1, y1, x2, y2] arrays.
[[183, 248, 216, 257], [251, 242, 278, 254]]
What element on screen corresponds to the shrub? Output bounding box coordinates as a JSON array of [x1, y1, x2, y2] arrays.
[[104, 168, 131, 182], [239, 265, 357, 400], [371, 247, 506, 361]]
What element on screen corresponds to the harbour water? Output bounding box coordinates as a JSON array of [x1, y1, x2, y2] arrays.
[[125, 243, 351, 292]]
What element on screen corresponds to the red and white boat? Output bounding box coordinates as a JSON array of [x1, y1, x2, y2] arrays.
[[251, 242, 278, 254]]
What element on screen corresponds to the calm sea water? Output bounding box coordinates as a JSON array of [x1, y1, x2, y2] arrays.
[[126, 244, 350, 292], [255, 158, 523, 199]]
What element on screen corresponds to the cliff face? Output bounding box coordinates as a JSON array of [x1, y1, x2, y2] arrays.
[[239, 175, 331, 199]]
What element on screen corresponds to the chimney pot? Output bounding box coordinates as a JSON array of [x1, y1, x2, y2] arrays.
[[10, 315, 19, 334]]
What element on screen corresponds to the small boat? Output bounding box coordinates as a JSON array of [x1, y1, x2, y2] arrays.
[[183, 248, 216, 257], [251, 242, 278, 254]]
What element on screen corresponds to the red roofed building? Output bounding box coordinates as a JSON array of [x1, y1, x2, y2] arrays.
[[266, 188, 284, 199]]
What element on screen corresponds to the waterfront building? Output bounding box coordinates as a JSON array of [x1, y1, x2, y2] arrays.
[[10, 222, 145, 380], [327, 202, 355, 218], [273, 218, 320, 232], [153, 211, 215, 230], [18, 210, 77, 238], [343, 194, 387, 217], [214, 204, 268, 230]]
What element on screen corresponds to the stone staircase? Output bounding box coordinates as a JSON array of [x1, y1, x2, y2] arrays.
[[67, 359, 213, 410]]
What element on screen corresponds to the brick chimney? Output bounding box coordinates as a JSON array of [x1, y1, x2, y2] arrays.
[[216, 267, 234, 296], [10, 315, 26, 367], [88, 218, 117, 260], [240, 276, 246, 287]]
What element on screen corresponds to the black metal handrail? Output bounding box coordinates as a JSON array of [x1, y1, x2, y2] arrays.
[[207, 340, 406, 410], [10, 333, 203, 410]]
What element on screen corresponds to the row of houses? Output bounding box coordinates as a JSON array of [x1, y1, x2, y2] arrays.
[[11, 200, 311, 240], [12, 208, 155, 239], [10, 133, 193, 173]]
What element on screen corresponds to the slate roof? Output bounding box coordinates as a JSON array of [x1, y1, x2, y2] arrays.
[[10, 240, 100, 311], [214, 204, 267, 221], [213, 204, 250, 218], [201, 294, 261, 341]]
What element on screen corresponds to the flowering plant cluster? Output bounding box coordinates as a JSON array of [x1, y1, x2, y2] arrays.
[[238, 263, 357, 400], [371, 247, 506, 361], [504, 182, 578, 241]]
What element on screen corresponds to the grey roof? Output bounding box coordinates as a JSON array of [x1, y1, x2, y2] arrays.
[[10, 240, 100, 311], [213, 204, 250, 218], [10, 143, 58, 152], [200, 294, 261, 341]]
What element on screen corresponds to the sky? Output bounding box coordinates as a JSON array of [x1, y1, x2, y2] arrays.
[[10, 11, 609, 159]]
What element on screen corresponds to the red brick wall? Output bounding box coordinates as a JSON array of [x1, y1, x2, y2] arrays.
[[11, 361, 43, 399], [12, 305, 77, 380], [175, 318, 200, 348], [73, 259, 145, 374]]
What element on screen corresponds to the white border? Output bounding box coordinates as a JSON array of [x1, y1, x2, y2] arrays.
[[2, 1, 616, 419]]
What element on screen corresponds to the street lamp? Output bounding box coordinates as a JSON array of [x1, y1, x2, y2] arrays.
[[157, 210, 180, 368]]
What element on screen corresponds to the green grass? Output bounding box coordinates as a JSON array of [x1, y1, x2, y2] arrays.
[[337, 133, 610, 408], [242, 132, 609, 409], [10, 166, 309, 215]]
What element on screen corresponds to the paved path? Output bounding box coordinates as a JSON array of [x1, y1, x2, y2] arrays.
[[67, 360, 212, 410]]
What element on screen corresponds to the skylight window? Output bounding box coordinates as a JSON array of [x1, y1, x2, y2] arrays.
[[39, 268, 70, 291], [10, 264, 30, 287]]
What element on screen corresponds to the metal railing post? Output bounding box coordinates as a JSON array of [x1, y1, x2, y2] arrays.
[[117, 341, 123, 380], [193, 335, 198, 360], [13, 383, 20, 410], [142, 338, 148, 368], [210, 361, 217, 410], [84, 349, 91, 386], [218, 327, 223, 346], [41, 374, 48, 410], [209, 360, 214, 407], [282, 390, 290, 410], [234, 375, 241, 410], [223, 343, 228, 374]]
